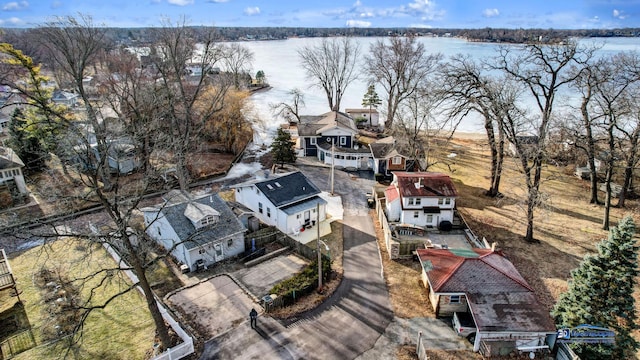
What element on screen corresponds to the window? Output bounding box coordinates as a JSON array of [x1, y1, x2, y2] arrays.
[[427, 214, 433, 223], [438, 198, 444, 205], [310, 137, 317, 145], [275, 182, 282, 188], [266, 184, 274, 190], [340, 136, 347, 146], [236, 188, 240, 193], [445, 198, 451, 205], [312, 209, 316, 213], [267, 208, 271, 218], [227, 239, 233, 247], [258, 202, 263, 214], [157, 228, 162, 236], [296, 214, 301, 219], [0, 172, 3, 179], [392, 156, 402, 165], [415, 198, 421, 205], [408, 198, 414, 205], [449, 295, 461, 304], [413, 211, 419, 218], [198, 248, 206, 254]]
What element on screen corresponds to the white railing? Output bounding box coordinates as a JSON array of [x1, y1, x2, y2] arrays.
[[102, 243, 194, 360]]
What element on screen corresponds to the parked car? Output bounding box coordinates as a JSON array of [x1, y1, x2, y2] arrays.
[[452, 311, 477, 343]]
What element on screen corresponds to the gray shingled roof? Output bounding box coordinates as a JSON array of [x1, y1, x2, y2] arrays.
[[254, 171, 321, 208], [297, 111, 356, 137], [159, 193, 246, 250], [0, 147, 24, 170]]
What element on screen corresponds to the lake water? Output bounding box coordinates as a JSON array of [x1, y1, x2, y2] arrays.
[[235, 37, 640, 144]]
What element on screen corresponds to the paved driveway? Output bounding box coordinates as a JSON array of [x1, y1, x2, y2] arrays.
[[167, 275, 255, 338]]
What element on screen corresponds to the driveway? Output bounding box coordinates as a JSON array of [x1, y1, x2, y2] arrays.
[[167, 275, 256, 339], [199, 165, 393, 359]]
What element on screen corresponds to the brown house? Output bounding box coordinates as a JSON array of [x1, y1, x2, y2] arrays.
[[417, 248, 556, 357]]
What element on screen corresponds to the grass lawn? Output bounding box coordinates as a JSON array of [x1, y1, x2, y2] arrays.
[[378, 134, 640, 359], [5, 238, 156, 360]]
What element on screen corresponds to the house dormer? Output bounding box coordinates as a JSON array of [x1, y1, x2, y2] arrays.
[[184, 201, 220, 229]]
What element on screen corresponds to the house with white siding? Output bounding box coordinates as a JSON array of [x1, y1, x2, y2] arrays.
[[142, 191, 246, 272], [0, 147, 27, 195], [231, 171, 327, 237], [385, 172, 457, 229]]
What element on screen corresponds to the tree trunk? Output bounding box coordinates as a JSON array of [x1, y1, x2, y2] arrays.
[[525, 194, 536, 242], [485, 118, 504, 197], [603, 168, 612, 230], [132, 251, 172, 349]]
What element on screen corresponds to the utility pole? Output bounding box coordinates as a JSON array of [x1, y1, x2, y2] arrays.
[[316, 202, 322, 292], [330, 137, 335, 196]]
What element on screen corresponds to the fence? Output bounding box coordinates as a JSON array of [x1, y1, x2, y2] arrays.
[[415, 331, 428, 360], [101, 243, 194, 360], [0, 329, 36, 359]]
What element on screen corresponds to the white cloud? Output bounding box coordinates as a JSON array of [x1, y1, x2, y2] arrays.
[[353, 0, 362, 6], [482, 8, 499, 18], [346, 19, 371, 27], [613, 9, 626, 19], [167, 0, 193, 5], [0, 17, 22, 25], [244, 6, 260, 16], [359, 12, 374, 18], [398, 0, 444, 21], [3, 1, 28, 11]]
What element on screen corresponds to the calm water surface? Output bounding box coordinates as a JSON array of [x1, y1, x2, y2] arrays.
[[236, 37, 640, 143]]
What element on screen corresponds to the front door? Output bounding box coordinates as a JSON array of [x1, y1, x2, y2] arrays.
[[304, 210, 310, 225], [214, 243, 224, 262]]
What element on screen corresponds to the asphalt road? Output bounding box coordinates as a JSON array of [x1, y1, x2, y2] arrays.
[[199, 165, 393, 359]]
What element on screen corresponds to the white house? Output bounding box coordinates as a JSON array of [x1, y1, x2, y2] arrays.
[[345, 108, 380, 128], [231, 171, 327, 237], [51, 90, 79, 107], [142, 191, 246, 272], [0, 147, 27, 195], [385, 172, 457, 229]]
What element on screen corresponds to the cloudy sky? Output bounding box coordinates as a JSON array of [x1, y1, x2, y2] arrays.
[[1, 0, 638, 29]]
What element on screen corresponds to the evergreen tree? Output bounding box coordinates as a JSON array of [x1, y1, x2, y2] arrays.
[[255, 70, 266, 85], [552, 216, 639, 359], [361, 84, 381, 127], [7, 108, 48, 172], [270, 128, 296, 168]]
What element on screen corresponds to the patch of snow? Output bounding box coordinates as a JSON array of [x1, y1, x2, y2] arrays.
[[223, 162, 263, 180], [319, 191, 343, 221], [16, 238, 44, 251]]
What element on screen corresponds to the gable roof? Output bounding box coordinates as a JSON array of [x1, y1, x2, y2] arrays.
[[146, 193, 245, 250], [393, 172, 457, 198], [370, 136, 412, 160], [0, 147, 24, 170], [231, 171, 322, 208], [52, 90, 78, 101], [416, 248, 533, 293], [297, 111, 357, 137]]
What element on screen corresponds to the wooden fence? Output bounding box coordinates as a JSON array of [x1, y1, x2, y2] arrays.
[[0, 329, 36, 359]]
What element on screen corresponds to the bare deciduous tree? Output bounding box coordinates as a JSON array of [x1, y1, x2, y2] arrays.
[[439, 55, 508, 197], [298, 37, 360, 112], [364, 36, 442, 129], [492, 41, 594, 242], [150, 18, 229, 190], [270, 88, 305, 123], [222, 43, 254, 90]]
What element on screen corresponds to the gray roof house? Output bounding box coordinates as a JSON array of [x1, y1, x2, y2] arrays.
[[231, 171, 328, 238], [142, 191, 246, 272], [0, 147, 27, 195]]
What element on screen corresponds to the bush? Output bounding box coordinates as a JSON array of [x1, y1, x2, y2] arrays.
[[270, 258, 331, 306]]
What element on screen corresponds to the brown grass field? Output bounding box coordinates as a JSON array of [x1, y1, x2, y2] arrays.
[[382, 133, 640, 359]]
